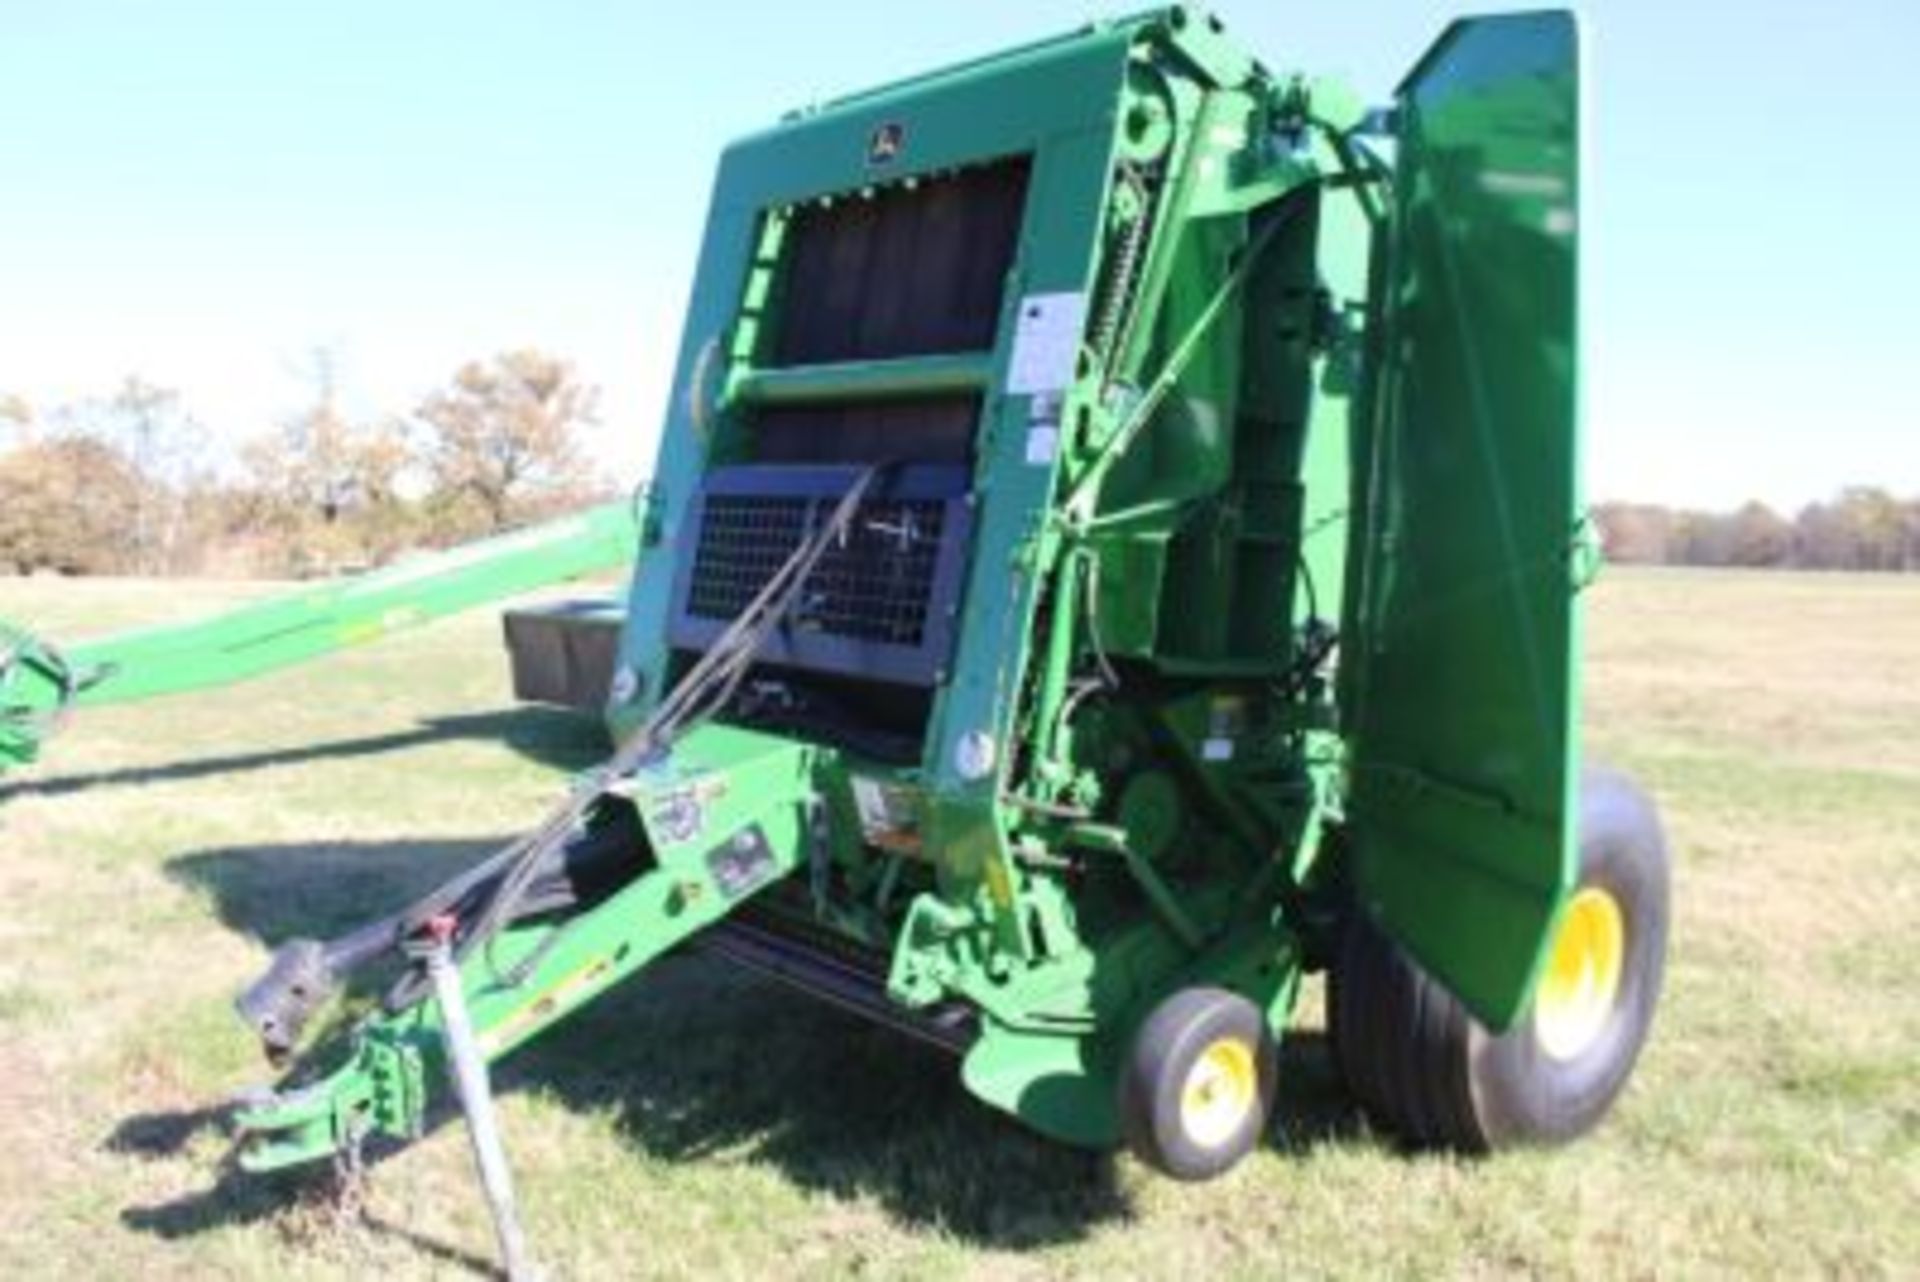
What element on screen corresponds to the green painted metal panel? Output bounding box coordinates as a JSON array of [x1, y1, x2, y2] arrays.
[[608, 26, 1145, 945], [610, 28, 1142, 740], [1345, 11, 1583, 1029], [2, 502, 639, 776], [234, 722, 821, 1170], [729, 352, 995, 407], [66, 502, 640, 704]]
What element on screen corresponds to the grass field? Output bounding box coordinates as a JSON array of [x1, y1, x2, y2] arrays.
[[1, 568, 1915, 1279]]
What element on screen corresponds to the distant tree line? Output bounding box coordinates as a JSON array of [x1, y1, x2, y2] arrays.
[[0, 349, 610, 578], [5, 368, 1910, 580], [1595, 489, 1920, 572]]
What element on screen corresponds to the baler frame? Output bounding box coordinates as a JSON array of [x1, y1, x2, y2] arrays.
[[227, 3, 1616, 1183], [10, 9, 1665, 1250]]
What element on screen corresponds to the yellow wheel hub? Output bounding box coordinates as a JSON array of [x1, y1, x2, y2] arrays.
[[1179, 1037, 1258, 1148], [1533, 885, 1626, 1061]]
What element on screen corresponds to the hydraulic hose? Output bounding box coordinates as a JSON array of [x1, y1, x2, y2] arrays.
[[239, 462, 895, 1050], [435, 462, 891, 951]]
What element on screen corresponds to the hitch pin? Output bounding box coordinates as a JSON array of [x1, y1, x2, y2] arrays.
[[413, 914, 540, 1282]]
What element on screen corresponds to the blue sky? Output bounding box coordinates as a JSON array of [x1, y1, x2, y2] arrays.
[[2, 1, 1915, 510]]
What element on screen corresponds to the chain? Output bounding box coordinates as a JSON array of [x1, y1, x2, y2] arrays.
[[325, 1114, 371, 1226]]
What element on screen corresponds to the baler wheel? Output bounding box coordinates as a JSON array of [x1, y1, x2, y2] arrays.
[[1120, 986, 1278, 1180], [1329, 768, 1669, 1150]]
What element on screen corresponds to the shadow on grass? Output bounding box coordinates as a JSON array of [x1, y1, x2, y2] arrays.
[[0, 705, 607, 803], [117, 834, 1368, 1262], [171, 836, 499, 946], [111, 835, 531, 1273], [111, 1141, 502, 1280], [1268, 1028, 1370, 1155]]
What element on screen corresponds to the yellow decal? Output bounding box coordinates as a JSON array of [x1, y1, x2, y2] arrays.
[[985, 858, 1015, 909], [478, 955, 615, 1056]]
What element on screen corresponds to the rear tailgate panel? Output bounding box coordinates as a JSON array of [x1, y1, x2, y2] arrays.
[[1345, 11, 1584, 1029]]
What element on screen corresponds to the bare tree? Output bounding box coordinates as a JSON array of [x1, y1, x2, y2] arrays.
[[0, 394, 30, 466], [49, 376, 208, 573], [1832, 487, 1907, 571], [1594, 502, 1675, 564], [1726, 501, 1792, 567], [416, 349, 601, 538], [243, 350, 420, 572], [0, 435, 145, 575]]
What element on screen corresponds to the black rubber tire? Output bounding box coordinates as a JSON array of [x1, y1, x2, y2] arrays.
[[1119, 985, 1278, 1180], [1329, 768, 1669, 1151]]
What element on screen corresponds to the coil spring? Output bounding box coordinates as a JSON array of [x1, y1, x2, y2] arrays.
[[1091, 163, 1154, 377]]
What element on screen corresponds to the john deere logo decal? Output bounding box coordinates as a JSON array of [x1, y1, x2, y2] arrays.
[[867, 122, 904, 165]]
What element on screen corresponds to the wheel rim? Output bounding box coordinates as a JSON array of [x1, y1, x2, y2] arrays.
[[1179, 1037, 1258, 1148], [1533, 885, 1626, 1061]]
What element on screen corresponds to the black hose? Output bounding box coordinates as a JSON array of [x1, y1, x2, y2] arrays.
[[377, 461, 895, 1010]]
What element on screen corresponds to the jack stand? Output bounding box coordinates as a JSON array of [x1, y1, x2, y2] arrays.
[[415, 916, 540, 1282]]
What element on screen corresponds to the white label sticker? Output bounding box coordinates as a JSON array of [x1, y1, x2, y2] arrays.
[[850, 777, 891, 831], [1202, 737, 1235, 762], [1006, 291, 1088, 395], [1024, 425, 1059, 465]]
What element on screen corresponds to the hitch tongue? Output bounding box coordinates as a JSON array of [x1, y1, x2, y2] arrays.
[[230, 1072, 372, 1175], [235, 939, 335, 1064], [228, 1022, 428, 1174], [234, 911, 412, 1062]]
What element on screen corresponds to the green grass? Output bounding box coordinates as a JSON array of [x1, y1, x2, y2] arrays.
[[1, 568, 1916, 1278]]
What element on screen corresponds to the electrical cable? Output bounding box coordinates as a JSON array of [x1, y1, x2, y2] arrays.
[[1050, 550, 1122, 740], [1081, 551, 1122, 693], [380, 461, 894, 1010]]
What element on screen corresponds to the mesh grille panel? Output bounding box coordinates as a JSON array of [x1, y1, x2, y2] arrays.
[[686, 495, 947, 648], [800, 499, 946, 646], [685, 496, 809, 621], [671, 464, 971, 686]]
